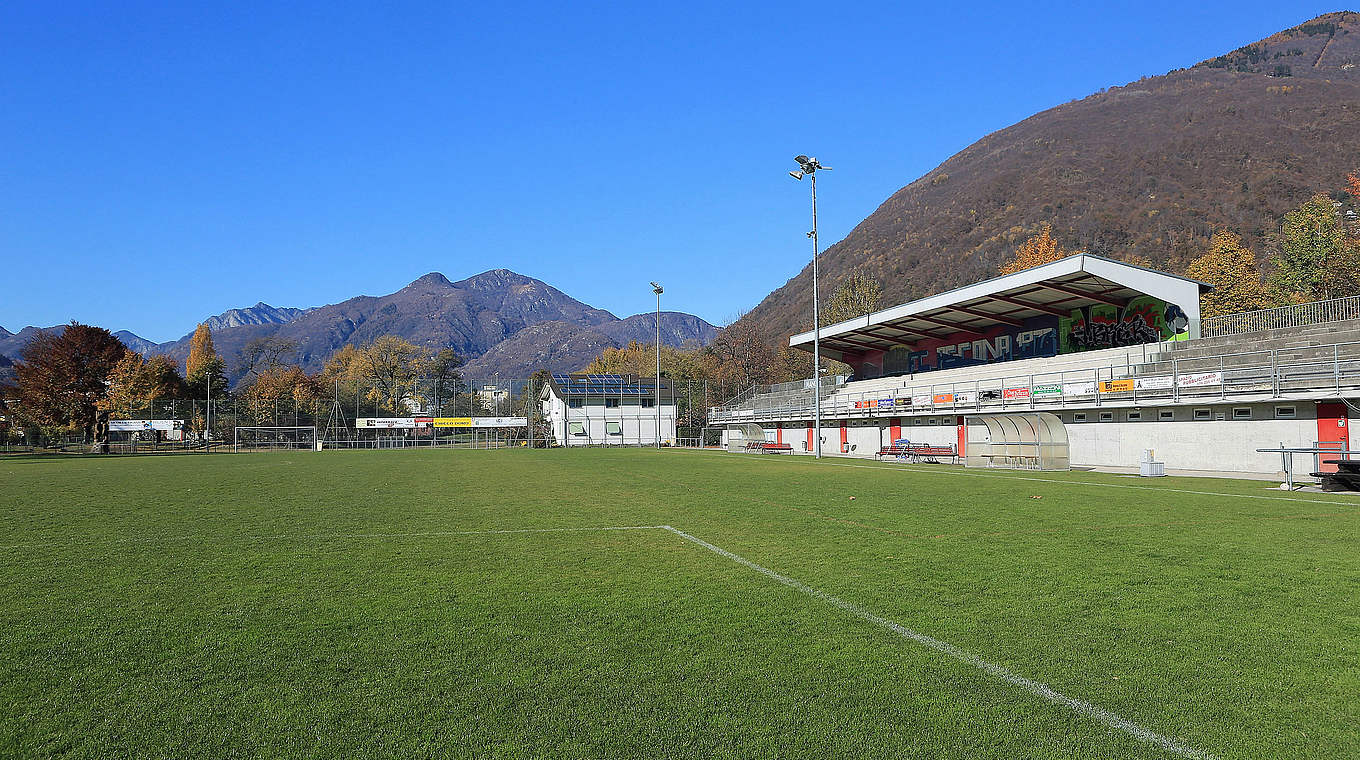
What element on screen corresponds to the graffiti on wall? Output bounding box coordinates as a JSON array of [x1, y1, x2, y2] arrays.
[[848, 298, 1188, 379], [1059, 297, 1179, 353], [876, 317, 1060, 376]]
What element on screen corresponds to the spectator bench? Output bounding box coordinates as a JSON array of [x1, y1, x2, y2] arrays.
[[877, 443, 956, 464]]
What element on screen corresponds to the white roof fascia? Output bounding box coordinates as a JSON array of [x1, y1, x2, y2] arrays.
[[790, 254, 1206, 348]]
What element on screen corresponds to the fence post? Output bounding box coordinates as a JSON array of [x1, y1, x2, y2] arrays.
[[1335, 344, 1342, 395], [1270, 349, 1278, 397]]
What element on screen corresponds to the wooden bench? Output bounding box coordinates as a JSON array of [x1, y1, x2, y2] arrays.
[[877, 443, 956, 464]]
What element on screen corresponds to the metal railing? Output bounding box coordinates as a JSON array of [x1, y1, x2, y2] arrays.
[[709, 338, 1360, 424], [1200, 295, 1360, 338]]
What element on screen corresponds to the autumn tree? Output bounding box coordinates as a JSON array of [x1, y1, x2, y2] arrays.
[[822, 270, 883, 326], [707, 318, 777, 393], [236, 335, 299, 382], [323, 336, 427, 414], [240, 366, 324, 403], [583, 341, 707, 380], [421, 348, 464, 391], [1185, 231, 1277, 318], [998, 223, 1082, 275], [185, 323, 228, 398], [13, 323, 128, 438]]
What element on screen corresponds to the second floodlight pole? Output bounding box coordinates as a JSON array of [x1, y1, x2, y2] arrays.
[[810, 170, 822, 459], [652, 281, 663, 448]]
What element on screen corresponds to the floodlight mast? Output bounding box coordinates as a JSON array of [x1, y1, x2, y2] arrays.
[[651, 281, 663, 448], [789, 156, 830, 458]]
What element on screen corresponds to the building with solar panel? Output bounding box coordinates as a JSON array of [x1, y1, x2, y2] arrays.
[[541, 374, 677, 446]]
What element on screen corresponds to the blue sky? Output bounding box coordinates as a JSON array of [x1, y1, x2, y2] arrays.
[[1, 1, 1341, 342]]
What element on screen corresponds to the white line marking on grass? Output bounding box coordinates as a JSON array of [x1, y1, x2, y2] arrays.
[[668, 447, 1358, 508], [0, 525, 667, 552], [660, 524, 1219, 760]]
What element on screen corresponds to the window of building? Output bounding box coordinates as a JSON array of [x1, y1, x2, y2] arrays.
[[641, 398, 655, 408], [605, 421, 622, 436], [1194, 408, 1212, 421], [1275, 405, 1297, 419], [568, 422, 586, 436], [1127, 411, 1142, 421], [914, 417, 924, 425], [567, 398, 583, 409], [605, 398, 620, 408], [1233, 407, 1252, 420], [928, 418, 938, 425], [1073, 412, 1087, 422], [1159, 409, 1175, 421], [1099, 411, 1114, 422]]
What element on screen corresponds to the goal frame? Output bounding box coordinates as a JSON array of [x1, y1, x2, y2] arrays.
[[233, 426, 319, 453]]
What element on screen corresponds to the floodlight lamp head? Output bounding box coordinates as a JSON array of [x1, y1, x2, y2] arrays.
[[651, 281, 663, 294], [794, 155, 810, 165], [788, 170, 804, 180]]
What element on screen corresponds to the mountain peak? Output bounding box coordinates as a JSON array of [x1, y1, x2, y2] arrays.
[[407, 272, 453, 288], [456, 268, 537, 290], [203, 303, 308, 332]]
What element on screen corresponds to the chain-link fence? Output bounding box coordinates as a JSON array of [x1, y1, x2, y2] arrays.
[[13, 377, 720, 454]]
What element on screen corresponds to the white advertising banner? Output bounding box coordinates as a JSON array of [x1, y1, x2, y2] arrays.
[[1177, 371, 1223, 388], [911, 394, 932, 407], [1061, 381, 1098, 396], [1134, 375, 1174, 390], [471, 417, 528, 428], [356, 417, 418, 429], [954, 391, 977, 405], [109, 419, 182, 432]]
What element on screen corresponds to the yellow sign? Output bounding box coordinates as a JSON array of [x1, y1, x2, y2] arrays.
[[1098, 379, 1134, 393], [433, 417, 472, 428]]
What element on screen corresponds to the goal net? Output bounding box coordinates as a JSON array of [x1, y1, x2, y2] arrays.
[[234, 426, 318, 452]]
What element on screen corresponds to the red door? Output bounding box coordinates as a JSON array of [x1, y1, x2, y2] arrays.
[[806, 421, 814, 451], [776, 427, 783, 445], [840, 422, 848, 453], [1316, 402, 1350, 473], [956, 415, 966, 457], [890, 418, 901, 444]]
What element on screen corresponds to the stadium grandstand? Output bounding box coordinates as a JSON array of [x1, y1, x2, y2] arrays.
[[712, 254, 1360, 476]]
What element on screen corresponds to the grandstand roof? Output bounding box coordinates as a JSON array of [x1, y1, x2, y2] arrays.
[[789, 254, 1210, 360]]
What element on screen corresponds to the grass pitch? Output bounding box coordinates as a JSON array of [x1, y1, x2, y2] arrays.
[[1, 448, 1356, 759]]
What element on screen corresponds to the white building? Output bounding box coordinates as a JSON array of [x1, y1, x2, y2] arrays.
[[541, 374, 677, 446]]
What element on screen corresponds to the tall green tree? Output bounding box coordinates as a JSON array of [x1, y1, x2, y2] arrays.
[[1271, 193, 1351, 301]]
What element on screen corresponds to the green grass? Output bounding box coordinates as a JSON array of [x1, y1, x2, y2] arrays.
[[1, 448, 1356, 759]]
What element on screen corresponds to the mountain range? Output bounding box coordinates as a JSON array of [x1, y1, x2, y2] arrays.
[[0, 270, 717, 383], [737, 11, 1360, 341]]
